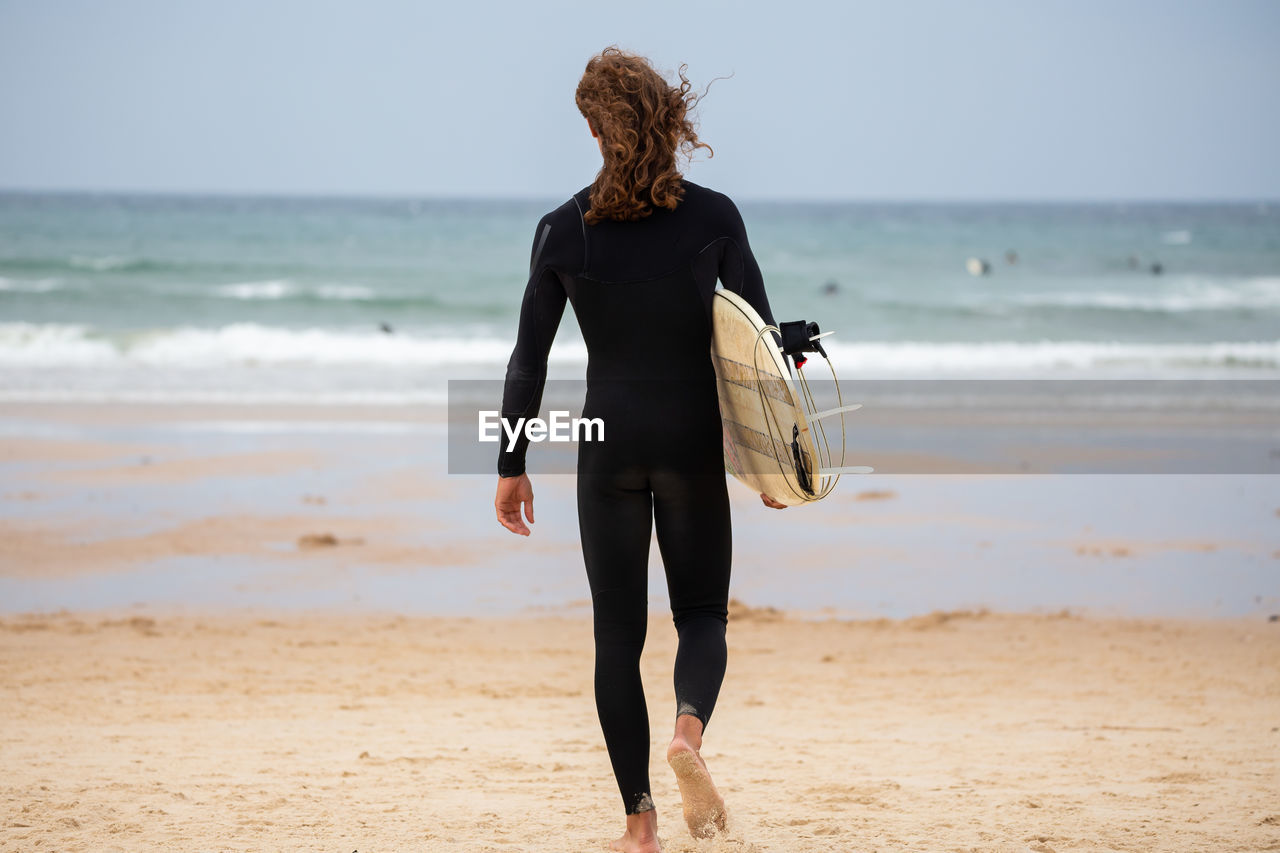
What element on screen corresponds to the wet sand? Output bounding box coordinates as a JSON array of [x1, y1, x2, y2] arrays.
[[2, 401, 1275, 618]]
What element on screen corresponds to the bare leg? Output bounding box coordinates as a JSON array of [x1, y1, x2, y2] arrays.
[[666, 714, 728, 838], [609, 808, 661, 853]]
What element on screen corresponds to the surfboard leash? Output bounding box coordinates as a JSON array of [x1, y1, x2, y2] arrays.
[[753, 320, 873, 504]]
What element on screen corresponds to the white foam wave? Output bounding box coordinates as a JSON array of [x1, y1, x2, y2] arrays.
[[0, 323, 1275, 377], [0, 323, 117, 365], [1008, 278, 1280, 312], [213, 280, 378, 301], [215, 280, 295, 299], [1161, 229, 1192, 245], [0, 322, 584, 367], [314, 283, 376, 300], [0, 276, 65, 293], [126, 324, 587, 366], [822, 339, 1280, 375]]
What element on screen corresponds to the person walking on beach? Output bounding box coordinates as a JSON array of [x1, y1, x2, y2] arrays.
[[493, 47, 783, 852]]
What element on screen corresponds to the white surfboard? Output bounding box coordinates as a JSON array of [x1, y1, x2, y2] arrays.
[[710, 290, 821, 506], [710, 290, 872, 505]]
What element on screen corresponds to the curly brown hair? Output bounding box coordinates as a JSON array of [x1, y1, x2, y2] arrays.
[[574, 47, 713, 225]]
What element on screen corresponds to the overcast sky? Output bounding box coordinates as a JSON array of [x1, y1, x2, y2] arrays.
[[1, 0, 1277, 200]]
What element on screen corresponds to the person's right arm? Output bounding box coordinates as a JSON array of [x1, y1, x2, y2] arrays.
[[494, 217, 568, 535], [497, 218, 568, 480]]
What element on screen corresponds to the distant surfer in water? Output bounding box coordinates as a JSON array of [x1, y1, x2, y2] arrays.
[[493, 47, 784, 851]]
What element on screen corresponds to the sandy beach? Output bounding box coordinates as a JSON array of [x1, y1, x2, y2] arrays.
[[4, 3, 1280, 847], [2, 607, 1278, 852], [2, 400, 1278, 851]]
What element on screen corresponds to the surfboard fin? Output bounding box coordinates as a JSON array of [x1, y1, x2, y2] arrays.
[[819, 465, 875, 475], [804, 403, 862, 425]]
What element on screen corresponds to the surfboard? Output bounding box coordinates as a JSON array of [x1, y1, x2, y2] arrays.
[[710, 290, 822, 506], [710, 290, 872, 505]]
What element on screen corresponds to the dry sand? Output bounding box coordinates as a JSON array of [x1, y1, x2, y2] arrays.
[[2, 606, 1277, 852]]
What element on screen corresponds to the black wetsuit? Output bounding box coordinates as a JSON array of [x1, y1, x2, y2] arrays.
[[499, 180, 776, 815]]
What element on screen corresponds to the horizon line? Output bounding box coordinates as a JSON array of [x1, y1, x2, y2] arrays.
[[0, 185, 1276, 206]]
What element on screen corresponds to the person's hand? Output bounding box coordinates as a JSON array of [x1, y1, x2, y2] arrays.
[[496, 473, 535, 535], [760, 492, 787, 510]]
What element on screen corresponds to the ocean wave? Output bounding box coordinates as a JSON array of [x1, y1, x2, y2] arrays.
[[861, 278, 1280, 318], [0, 323, 118, 364], [213, 280, 378, 301], [69, 254, 137, 271], [1005, 278, 1280, 312], [0, 323, 1275, 375], [0, 322, 582, 367], [1161, 229, 1192, 245], [315, 283, 377, 300], [821, 339, 1280, 373], [67, 255, 183, 273], [1, 254, 193, 276], [0, 276, 65, 293], [213, 280, 295, 300]]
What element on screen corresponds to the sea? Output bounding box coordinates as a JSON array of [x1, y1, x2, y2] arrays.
[[1, 192, 1278, 403], [2, 192, 1278, 619]]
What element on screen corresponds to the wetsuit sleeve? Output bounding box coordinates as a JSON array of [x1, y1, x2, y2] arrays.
[[497, 219, 567, 477], [718, 198, 778, 329]]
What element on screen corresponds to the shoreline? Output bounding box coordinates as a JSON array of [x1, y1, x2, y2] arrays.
[[3, 400, 1277, 620]]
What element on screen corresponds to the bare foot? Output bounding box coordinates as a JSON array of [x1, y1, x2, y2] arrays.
[[667, 735, 728, 839], [608, 808, 661, 852]]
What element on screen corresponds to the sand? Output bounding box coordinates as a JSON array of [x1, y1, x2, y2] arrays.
[[2, 400, 1278, 850], [2, 607, 1277, 852]]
